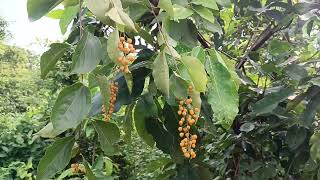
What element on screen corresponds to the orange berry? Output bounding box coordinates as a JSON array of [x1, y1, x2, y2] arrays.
[[189, 109, 194, 115], [186, 98, 192, 104], [183, 128, 188, 133], [191, 144, 196, 148], [179, 120, 184, 126], [117, 56, 123, 62], [179, 133, 184, 137], [178, 127, 183, 131], [179, 101, 184, 105], [182, 111, 187, 116], [186, 125, 190, 130], [124, 66, 130, 73], [180, 142, 184, 147], [179, 106, 184, 111], [192, 135, 197, 140], [180, 117, 185, 122], [178, 111, 182, 115], [184, 152, 190, 158], [124, 48, 130, 54], [120, 66, 125, 71], [127, 38, 132, 44], [191, 139, 196, 144], [188, 119, 195, 125], [182, 148, 187, 153], [185, 132, 190, 137], [128, 44, 133, 48], [120, 37, 125, 42], [194, 108, 199, 112], [190, 151, 196, 158], [130, 48, 136, 53]]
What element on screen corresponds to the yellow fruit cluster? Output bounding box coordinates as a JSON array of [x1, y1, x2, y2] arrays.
[[117, 37, 136, 73], [102, 82, 118, 122], [71, 163, 85, 174], [177, 85, 199, 159]]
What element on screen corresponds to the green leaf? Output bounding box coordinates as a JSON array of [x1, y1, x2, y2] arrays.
[[193, 5, 215, 24], [159, 0, 174, 17], [40, 43, 69, 79], [83, 160, 96, 180], [59, 5, 78, 34], [27, 0, 63, 21], [106, 8, 137, 31], [62, 0, 78, 7], [107, 30, 123, 64], [215, 0, 231, 7], [124, 103, 135, 142], [191, 46, 206, 63], [35, 123, 64, 138], [191, 0, 218, 10], [86, 0, 110, 24], [71, 32, 103, 73], [301, 92, 320, 126], [181, 56, 208, 92], [206, 54, 239, 129], [93, 121, 120, 155], [117, 9, 137, 32], [169, 73, 189, 100], [240, 122, 255, 133], [286, 125, 307, 150], [284, 64, 308, 81], [268, 39, 292, 56], [208, 49, 240, 89], [172, 4, 194, 21], [46, 9, 64, 19], [99, 37, 112, 65], [152, 51, 170, 98], [36, 136, 75, 180], [134, 94, 157, 147], [310, 132, 320, 161], [51, 83, 91, 133], [251, 87, 294, 116], [95, 75, 111, 110], [124, 73, 133, 94]]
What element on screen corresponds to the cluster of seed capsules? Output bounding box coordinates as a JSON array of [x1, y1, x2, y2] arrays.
[[178, 85, 199, 159], [117, 37, 136, 73], [102, 82, 118, 122]]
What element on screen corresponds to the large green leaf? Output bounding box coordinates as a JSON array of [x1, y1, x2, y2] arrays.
[[92, 120, 120, 156], [152, 51, 170, 98], [251, 87, 294, 116], [51, 83, 91, 133], [301, 92, 320, 126], [95, 75, 111, 110], [191, 0, 218, 10], [86, 0, 111, 24], [36, 136, 75, 180], [40, 43, 69, 79], [193, 5, 215, 24], [206, 54, 239, 129], [46, 9, 64, 19], [310, 132, 320, 161], [134, 94, 157, 147], [83, 160, 96, 180], [107, 30, 123, 64], [27, 0, 63, 21], [286, 125, 307, 150], [268, 39, 292, 56], [105, 7, 137, 31], [59, 5, 78, 34], [35, 123, 64, 138], [284, 64, 308, 81], [71, 32, 103, 73], [181, 56, 208, 92], [124, 103, 135, 142], [172, 4, 194, 21], [159, 0, 174, 17]]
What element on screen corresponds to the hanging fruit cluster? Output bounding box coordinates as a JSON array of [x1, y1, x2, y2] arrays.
[[102, 82, 118, 122], [70, 163, 85, 174], [117, 37, 136, 73], [177, 85, 199, 159]]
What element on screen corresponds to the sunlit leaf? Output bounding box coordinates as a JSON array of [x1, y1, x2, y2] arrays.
[[152, 51, 170, 98], [27, 0, 63, 21]]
